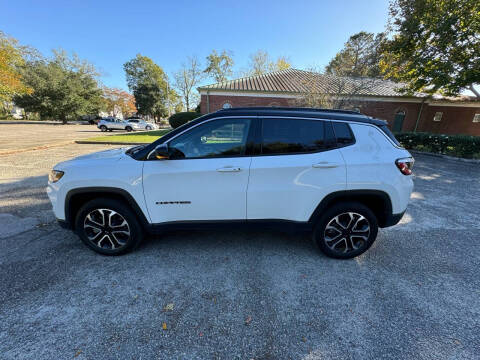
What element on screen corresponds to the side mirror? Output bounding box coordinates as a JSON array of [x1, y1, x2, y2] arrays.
[[153, 143, 170, 160]]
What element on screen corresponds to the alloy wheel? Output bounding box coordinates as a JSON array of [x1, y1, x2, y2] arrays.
[[83, 208, 131, 250], [324, 212, 370, 254]]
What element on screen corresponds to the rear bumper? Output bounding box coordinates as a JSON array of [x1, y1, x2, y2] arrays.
[[381, 210, 406, 228]]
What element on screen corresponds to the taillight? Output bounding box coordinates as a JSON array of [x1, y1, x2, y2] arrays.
[[395, 157, 414, 175]]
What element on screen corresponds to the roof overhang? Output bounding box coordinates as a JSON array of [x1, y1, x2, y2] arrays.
[[198, 89, 425, 103], [198, 89, 480, 107]]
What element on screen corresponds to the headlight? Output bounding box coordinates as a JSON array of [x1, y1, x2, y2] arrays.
[[49, 170, 64, 183]]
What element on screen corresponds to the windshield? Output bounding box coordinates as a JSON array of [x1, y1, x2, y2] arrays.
[[128, 114, 210, 160]]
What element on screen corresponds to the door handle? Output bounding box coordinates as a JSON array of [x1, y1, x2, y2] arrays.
[[312, 162, 340, 168], [216, 166, 242, 172]]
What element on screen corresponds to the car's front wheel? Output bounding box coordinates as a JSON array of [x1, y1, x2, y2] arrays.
[[100, 125, 107, 132], [125, 126, 133, 132], [145, 125, 152, 131], [75, 198, 144, 255], [312, 202, 378, 259]]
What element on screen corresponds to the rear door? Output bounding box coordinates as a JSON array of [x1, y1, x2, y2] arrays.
[[247, 117, 346, 222]]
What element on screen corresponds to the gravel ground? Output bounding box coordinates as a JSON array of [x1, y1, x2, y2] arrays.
[[0, 143, 479, 360]]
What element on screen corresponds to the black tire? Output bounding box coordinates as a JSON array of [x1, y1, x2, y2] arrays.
[[100, 125, 107, 132], [312, 202, 378, 259], [125, 126, 133, 132], [75, 198, 144, 255], [145, 125, 152, 131]]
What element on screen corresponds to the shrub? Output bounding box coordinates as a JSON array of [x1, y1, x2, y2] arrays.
[[395, 132, 480, 159], [168, 112, 201, 129]]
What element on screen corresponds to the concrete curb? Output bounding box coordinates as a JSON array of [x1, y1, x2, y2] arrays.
[[410, 150, 480, 164], [75, 140, 147, 145]]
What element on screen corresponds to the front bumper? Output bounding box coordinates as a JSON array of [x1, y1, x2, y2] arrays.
[[57, 219, 72, 229], [47, 181, 65, 221]]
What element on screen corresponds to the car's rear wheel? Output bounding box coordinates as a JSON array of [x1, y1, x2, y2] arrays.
[[100, 125, 107, 132], [75, 198, 144, 255], [312, 202, 378, 259], [125, 126, 133, 132], [145, 125, 152, 130]]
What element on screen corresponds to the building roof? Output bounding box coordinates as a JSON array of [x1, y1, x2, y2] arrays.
[[198, 68, 415, 98]]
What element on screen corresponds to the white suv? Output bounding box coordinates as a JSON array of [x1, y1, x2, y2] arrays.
[[126, 119, 158, 131], [48, 107, 414, 259], [97, 118, 137, 132]]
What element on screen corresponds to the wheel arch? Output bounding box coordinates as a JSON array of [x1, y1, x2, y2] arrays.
[[65, 187, 149, 230], [308, 190, 393, 228]]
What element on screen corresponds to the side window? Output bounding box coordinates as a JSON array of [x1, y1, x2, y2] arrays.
[[332, 122, 355, 147], [168, 118, 252, 159], [261, 118, 334, 155]]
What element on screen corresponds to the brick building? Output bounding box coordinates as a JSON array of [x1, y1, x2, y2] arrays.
[[198, 69, 480, 136]]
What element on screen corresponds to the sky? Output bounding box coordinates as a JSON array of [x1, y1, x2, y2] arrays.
[[1, 0, 390, 91]]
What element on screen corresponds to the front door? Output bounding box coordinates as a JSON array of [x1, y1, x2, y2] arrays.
[[247, 118, 346, 222], [143, 118, 254, 223], [112, 119, 124, 130]]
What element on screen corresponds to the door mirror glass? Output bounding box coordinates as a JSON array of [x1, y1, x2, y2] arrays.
[[153, 144, 170, 160]]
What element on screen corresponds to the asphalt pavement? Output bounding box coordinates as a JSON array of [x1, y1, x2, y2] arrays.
[[0, 142, 479, 360]]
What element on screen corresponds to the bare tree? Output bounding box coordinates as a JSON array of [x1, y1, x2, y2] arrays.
[[173, 56, 204, 111], [296, 67, 378, 111], [241, 50, 292, 77]]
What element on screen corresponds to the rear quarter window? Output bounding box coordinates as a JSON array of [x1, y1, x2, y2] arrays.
[[379, 125, 402, 147], [332, 122, 355, 147]]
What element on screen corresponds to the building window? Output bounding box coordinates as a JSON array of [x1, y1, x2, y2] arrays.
[[222, 102, 232, 109], [433, 112, 443, 122], [473, 114, 480, 123]]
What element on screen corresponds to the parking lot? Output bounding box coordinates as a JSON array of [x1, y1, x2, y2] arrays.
[[0, 124, 479, 360], [0, 122, 127, 154]]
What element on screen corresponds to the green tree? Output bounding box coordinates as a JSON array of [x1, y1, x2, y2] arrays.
[[13, 50, 103, 123], [174, 101, 183, 113], [326, 31, 386, 78], [0, 31, 39, 115], [204, 50, 234, 82], [124, 54, 176, 119], [382, 0, 480, 98]]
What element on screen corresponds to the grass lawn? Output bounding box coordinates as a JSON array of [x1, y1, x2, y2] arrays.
[[87, 129, 172, 144]]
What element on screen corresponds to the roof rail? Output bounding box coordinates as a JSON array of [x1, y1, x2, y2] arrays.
[[217, 106, 365, 116]]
